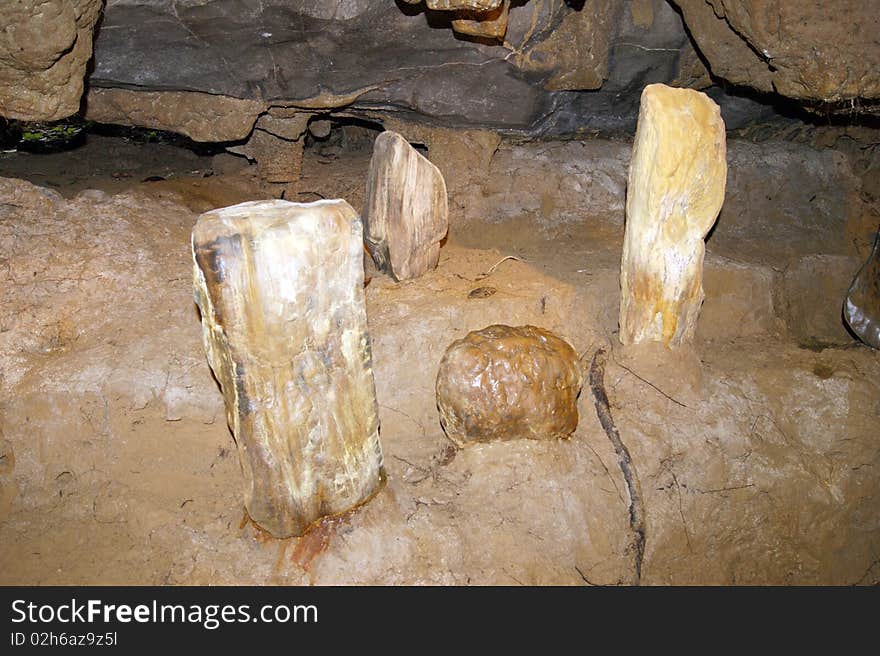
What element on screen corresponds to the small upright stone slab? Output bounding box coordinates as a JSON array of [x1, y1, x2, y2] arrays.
[[363, 131, 448, 281], [192, 199, 384, 538], [619, 83, 727, 346]]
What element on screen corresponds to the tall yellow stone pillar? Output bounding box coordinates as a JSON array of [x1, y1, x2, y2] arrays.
[[619, 83, 727, 346]]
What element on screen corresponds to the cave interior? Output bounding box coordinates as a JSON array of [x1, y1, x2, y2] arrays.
[[0, 0, 878, 586]]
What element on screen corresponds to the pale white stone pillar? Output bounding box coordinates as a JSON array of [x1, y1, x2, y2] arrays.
[[192, 199, 383, 537]]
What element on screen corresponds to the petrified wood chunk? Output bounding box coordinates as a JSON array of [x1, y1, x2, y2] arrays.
[[619, 83, 727, 346], [844, 228, 880, 349], [436, 325, 581, 446], [363, 130, 449, 281], [192, 199, 384, 538]]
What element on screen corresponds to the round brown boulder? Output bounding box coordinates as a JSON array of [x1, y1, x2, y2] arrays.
[[436, 325, 582, 445]]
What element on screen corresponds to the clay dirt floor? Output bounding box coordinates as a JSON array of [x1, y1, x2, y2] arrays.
[[0, 127, 878, 585]]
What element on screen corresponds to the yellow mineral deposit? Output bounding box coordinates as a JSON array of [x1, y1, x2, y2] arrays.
[[451, 0, 510, 40], [191, 199, 384, 538], [619, 83, 727, 346]]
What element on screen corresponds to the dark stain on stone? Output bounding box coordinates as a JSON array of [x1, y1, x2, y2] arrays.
[[194, 232, 246, 324], [468, 286, 496, 299], [812, 363, 835, 379]]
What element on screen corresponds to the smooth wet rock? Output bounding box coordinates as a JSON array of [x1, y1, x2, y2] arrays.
[[363, 131, 449, 281], [619, 83, 727, 346], [844, 230, 880, 349], [436, 325, 581, 446], [192, 199, 384, 538]]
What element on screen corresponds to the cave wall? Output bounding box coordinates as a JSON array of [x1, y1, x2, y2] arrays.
[[79, 0, 700, 137], [673, 0, 880, 110], [3, 1, 877, 135]]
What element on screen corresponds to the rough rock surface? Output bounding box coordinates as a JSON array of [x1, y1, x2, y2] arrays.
[[223, 112, 311, 185], [619, 84, 727, 346], [5, 1, 877, 129], [709, 141, 864, 262], [436, 325, 581, 445], [782, 255, 862, 346], [84, 89, 267, 143], [192, 199, 383, 537], [0, 0, 102, 121], [364, 131, 449, 281], [0, 429, 14, 522], [461, 139, 631, 227], [451, 0, 510, 40], [673, 0, 880, 109], [228, 126, 302, 185]]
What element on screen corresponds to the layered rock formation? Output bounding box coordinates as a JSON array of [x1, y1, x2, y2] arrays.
[[619, 84, 727, 346], [192, 199, 384, 537], [225, 113, 310, 185], [3, 1, 878, 130], [78, 0, 709, 136]]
